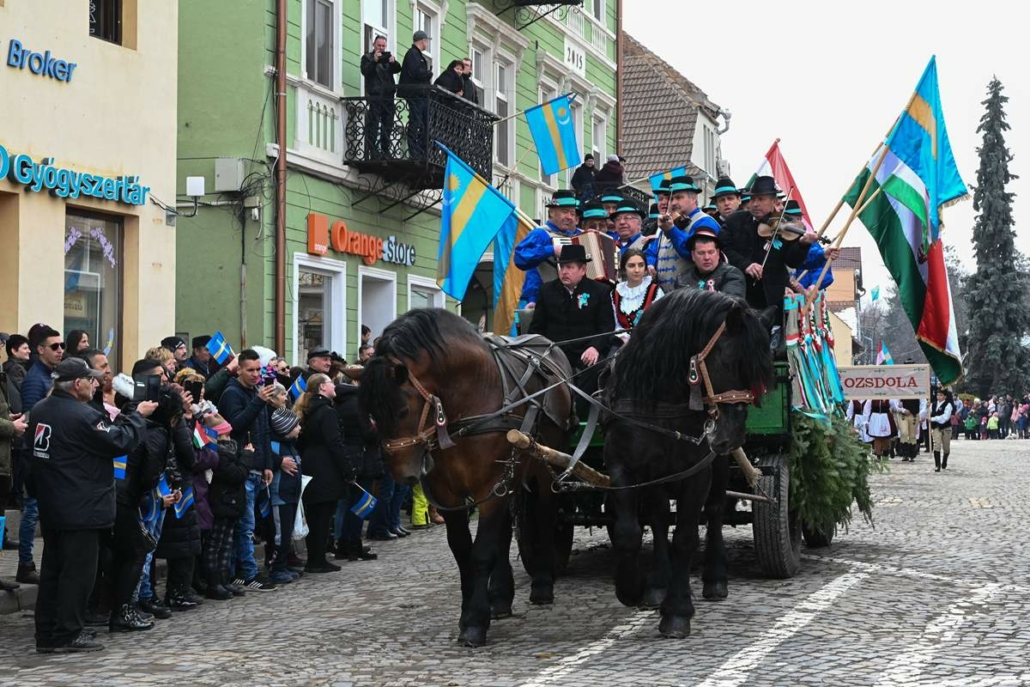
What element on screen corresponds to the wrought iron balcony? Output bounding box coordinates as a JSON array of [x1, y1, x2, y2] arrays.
[[343, 86, 497, 190], [485, 0, 583, 29]]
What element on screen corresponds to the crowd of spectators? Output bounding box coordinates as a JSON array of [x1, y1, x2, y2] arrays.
[[0, 326, 438, 654]]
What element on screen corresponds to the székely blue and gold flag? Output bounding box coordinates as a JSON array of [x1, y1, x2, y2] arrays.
[[492, 211, 535, 335], [113, 455, 127, 480], [206, 332, 234, 366], [349, 486, 378, 520], [437, 143, 517, 301], [174, 487, 195, 519], [289, 374, 307, 401], [649, 166, 688, 193], [525, 94, 582, 176]]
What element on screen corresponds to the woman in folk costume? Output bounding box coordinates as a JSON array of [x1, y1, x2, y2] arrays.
[[611, 248, 663, 344], [846, 400, 872, 443], [864, 398, 900, 458]]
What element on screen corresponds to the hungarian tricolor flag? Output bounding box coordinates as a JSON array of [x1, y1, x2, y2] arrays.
[[845, 57, 966, 386], [192, 424, 216, 449], [748, 139, 814, 231]]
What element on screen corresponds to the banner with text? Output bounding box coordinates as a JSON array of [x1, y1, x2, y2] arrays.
[[838, 364, 931, 400]]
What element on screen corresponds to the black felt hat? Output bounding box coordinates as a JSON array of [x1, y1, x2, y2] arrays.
[[556, 243, 591, 264], [747, 175, 780, 198], [545, 189, 580, 208], [712, 177, 741, 199]]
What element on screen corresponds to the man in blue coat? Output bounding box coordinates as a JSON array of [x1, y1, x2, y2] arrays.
[[514, 189, 582, 307]]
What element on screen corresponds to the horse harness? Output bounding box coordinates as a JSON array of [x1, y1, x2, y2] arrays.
[[688, 321, 758, 418]]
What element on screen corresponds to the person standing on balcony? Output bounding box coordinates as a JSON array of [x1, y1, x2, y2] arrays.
[[361, 35, 401, 160], [434, 60, 464, 96], [398, 30, 432, 157], [461, 58, 478, 105]]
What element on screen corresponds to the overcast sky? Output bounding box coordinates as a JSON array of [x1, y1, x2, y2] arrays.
[[624, 0, 1029, 295]]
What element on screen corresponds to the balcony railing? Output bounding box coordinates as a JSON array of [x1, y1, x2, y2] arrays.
[[343, 86, 498, 190]]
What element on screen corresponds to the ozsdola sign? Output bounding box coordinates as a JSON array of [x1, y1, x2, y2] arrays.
[[837, 364, 931, 400], [0, 144, 150, 206]]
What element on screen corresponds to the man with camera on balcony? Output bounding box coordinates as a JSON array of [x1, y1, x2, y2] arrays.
[[360, 35, 402, 160], [398, 30, 432, 158]]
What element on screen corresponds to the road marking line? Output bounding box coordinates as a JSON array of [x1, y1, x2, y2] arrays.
[[519, 609, 656, 687], [873, 583, 1005, 687], [935, 675, 1030, 687], [695, 572, 868, 687], [804, 555, 1030, 594]]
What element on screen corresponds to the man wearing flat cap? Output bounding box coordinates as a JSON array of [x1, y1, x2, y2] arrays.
[[304, 346, 334, 381], [28, 358, 156, 653]]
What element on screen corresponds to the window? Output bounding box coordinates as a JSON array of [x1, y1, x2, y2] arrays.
[[408, 276, 445, 311], [592, 0, 604, 22], [592, 115, 607, 161], [414, 4, 439, 75], [495, 62, 513, 167], [362, 0, 392, 52], [306, 0, 334, 89], [65, 213, 122, 371], [297, 268, 334, 363], [703, 125, 716, 176], [471, 47, 485, 88], [90, 0, 122, 45]]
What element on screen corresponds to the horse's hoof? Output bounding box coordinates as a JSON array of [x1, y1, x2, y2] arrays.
[[458, 626, 487, 647], [703, 581, 728, 601], [658, 615, 692, 639], [529, 585, 554, 605], [615, 579, 645, 608], [491, 603, 513, 619], [640, 587, 667, 609]]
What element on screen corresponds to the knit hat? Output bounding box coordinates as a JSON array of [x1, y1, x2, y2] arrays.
[[270, 407, 300, 436], [192, 335, 212, 350], [161, 336, 187, 352]]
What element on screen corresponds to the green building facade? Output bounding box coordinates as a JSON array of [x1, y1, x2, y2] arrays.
[[176, 0, 619, 363]]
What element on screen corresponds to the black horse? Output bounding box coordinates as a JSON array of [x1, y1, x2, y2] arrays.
[[358, 309, 572, 647], [603, 289, 775, 638]]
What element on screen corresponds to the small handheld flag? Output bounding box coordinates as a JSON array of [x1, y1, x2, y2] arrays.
[[192, 425, 216, 449], [289, 375, 307, 401], [257, 488, 272, 519], [525, 94, 582, 176], [156, 475, 171, 498], [174, 487, 195, 519], [871, 285, 881, 301], [206, 332, 235, 366], [349, 486, 378, 520], [113, 456, 127, 480]]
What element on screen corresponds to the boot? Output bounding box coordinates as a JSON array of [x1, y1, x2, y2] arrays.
[[16, 562, 39, 585], [346, 542, 378, 562], [933, 451, 941, 472], [334, 540, 349, 560], [0, 577, 19, 592], [165, 590, 199, 611], [109, 603, 154, 632], [205, 573, 233, 600], [942, 452, 949, 470], [138, 595, 172, 620]]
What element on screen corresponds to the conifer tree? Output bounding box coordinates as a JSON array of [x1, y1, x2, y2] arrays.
[[965, 78, 1030, 396]]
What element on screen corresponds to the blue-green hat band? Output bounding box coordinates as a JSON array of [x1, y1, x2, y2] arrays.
[[581, 209, 608, 219], [713, 185, 739, 196], [784, 209, 803, 216], [670, 183, 700, 193], [600, 195, 624, 203], [551, 198, 579, 207], [612, 205, 643, 217]]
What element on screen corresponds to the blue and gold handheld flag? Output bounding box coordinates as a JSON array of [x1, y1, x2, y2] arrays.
[[649, 166, 688, 193], [492, 211, 535, 335], [257, 487, 272, 519], [174, 487, 195, 519], [437, 143, 517, 301], [525, 94, 582, 176], [156, 475, 171, 498], [206, 331, 234, 366], [113, 455, 127, 480], [349, 486, 378, 520], [289, 374, 307, 401]]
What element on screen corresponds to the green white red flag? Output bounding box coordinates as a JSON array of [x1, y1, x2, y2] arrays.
[[748, 139, 814, 231]]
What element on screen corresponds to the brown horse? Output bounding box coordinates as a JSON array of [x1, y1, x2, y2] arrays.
[[357, 309, 573, 647]]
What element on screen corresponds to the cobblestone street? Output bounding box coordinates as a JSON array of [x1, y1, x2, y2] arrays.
[[2, 438, 1029, 687]]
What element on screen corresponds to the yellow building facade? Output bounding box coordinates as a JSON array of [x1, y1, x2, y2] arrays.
[[0, 0, 177, 370]]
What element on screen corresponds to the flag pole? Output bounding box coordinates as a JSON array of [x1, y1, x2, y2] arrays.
[[493, 92, 576, 126]]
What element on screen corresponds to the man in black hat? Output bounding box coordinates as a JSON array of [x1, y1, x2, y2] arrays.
[[674, 226, 746, 298], [653, 175, 721, 293], [514, 190, 582, 307], [571, 154, 596, 201], [721, 175, 815, 318], [712, 177, 742, 226], [529, 244, 614, 415], [28, 358, 156, 653]]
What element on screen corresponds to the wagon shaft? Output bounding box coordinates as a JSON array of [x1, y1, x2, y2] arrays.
[[506, 430, 612, 487]]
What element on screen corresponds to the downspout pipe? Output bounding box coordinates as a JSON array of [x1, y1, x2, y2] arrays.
[[616, 0, 623, 154], [274, 0, 288, 354]]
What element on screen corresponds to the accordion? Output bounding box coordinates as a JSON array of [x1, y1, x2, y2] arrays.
[[549, 231, 619, 283]]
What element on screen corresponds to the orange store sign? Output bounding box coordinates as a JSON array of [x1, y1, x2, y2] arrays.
[[306, 212, 416, 267]]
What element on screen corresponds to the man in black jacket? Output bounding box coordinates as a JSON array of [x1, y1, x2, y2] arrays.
[[434, 59, 464, 95], [460, 57, 478, 105], [398, 30, 432, 157], [675, 227, 746, 298], [27, 358, 155, 653], [571, 154, 596, 201], [217, 349, 279, 592], [529, 244, 615, 417], [721, 176, 816, 321], [360, 34, 402, 159]]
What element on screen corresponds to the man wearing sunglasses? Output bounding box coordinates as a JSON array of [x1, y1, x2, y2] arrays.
[[17, 325, 65, 586]]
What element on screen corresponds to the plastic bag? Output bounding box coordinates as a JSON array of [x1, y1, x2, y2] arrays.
[[292, 475, 314, 540]]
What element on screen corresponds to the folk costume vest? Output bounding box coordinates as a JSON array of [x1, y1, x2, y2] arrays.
[[655, 210, 708, 293], [612, 278, 661, 330]]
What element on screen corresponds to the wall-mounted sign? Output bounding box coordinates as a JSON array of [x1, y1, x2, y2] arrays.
[[838, 364, 931, 400], [563, 38, 586, 78], [307, 213, 416, 267], [6, 39, 78, 83], [0, 144, 150, 205]]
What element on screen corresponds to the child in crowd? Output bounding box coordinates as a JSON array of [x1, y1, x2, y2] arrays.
[[203, 415, 252, 600], [268, 406, 303, 585]]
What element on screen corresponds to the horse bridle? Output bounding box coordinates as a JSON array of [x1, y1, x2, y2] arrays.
[[380, 359, 453, 455], [688, 322, 759, 420]]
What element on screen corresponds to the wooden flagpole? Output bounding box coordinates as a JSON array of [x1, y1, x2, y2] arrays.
[[493, 92, 576, 126]]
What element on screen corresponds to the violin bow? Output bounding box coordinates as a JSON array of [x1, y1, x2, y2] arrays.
[[759, 185, 795, 271]]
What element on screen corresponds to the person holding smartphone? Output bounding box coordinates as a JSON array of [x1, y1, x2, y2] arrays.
[[360, 34, 401, 159]]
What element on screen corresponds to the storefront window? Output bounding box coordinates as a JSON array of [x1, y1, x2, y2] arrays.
[[298, 267, 333, 362], [65, 213, 122, 370]]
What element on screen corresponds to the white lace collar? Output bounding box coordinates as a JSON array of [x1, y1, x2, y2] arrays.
[[616, 276, 653, 315]]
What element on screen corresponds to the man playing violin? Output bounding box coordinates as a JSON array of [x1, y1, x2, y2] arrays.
[[652, 175, 721, 293], [721, 176, 816, 320]]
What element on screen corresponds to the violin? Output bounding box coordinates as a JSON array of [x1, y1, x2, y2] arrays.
[[658, 210, 693, 230], [757, 213, 831, 244]]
